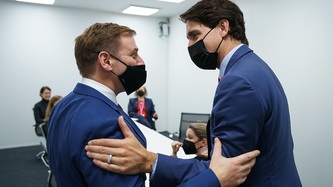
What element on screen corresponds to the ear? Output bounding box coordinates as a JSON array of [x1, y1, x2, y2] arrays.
[[217, 19, 229, 37], [202, 138, 208, 146], [97, 52, 113, 71]]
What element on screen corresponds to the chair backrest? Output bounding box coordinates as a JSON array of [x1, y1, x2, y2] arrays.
[[38, 123, 48, 140], [34, 124, 43, 137], [178, 112, 210, 142]]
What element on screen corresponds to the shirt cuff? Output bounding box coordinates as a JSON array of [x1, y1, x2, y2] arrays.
[[149, 154, 158, 179]]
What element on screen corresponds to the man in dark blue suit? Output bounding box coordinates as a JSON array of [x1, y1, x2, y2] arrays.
[[47, 22, 149, 186], [47, 22, 259, 187], [85, 0, 302, 186]]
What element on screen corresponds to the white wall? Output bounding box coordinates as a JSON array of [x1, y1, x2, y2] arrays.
[[0, 0, 169, 148], [0, 0, 332, 186], [167, 0, 332, 186]]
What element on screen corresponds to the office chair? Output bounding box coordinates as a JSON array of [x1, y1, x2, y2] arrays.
[[178, 112, 210, 142], [34, 123, 45, 160], [33, 123, 44, 160], [37, 123, 55, 187]]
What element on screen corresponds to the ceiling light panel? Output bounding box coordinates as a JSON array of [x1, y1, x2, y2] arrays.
[[16, 0, 55, 5], [157, 0, 185, 3], [122, 6, 159, 16]]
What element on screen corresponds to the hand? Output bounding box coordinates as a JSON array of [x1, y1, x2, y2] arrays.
[[153, 113, 158, 120], [209, 138, 260, 187], [85, 116, 157, 175], [171, 141, 182, 157]]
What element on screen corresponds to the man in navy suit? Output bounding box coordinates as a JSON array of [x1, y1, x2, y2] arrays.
[[85, 0, 302, 186], [47, 22, 259, 187], [47, 22, 149, 186]]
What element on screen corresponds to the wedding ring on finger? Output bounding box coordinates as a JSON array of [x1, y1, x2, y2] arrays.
[[107, 154, 113, 164]]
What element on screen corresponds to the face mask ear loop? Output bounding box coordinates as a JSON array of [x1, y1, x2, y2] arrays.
[[194, 139, 204, 150], [202, 27, 214, 41], [215, 37, 223, 53], [107, 52, 129, 76], [108, 53, 128, 67]]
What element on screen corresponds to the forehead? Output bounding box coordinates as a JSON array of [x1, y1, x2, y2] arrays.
[[118, 34, 138, 53], [185, 20, 210, 38], [186, 128, 196, 136]]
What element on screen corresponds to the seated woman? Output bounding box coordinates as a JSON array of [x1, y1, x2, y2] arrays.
[[171, 123, 209, 161], [33, 86, 51, 125], [128, 86, 158, 130], [42, 95, 62, 137]]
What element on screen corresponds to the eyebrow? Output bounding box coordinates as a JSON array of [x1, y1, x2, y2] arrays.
[[187, 29, 201, 39], [129, 48, 138, 55]]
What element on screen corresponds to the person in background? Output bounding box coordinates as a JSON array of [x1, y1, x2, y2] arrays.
[[33, 86, 51, 125], [43, 95, 62, 137], [171, 123, 208, 161], [128, 86, 158, 130]]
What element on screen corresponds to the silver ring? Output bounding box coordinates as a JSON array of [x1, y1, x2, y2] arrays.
[[107, 154, 113, 164]]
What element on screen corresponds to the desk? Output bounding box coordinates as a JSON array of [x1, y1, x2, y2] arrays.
[[134, 120, 195, 186], [135, 120, 193, 159]]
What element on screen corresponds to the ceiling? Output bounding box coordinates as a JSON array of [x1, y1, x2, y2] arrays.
[[9, 0, 199, 18]]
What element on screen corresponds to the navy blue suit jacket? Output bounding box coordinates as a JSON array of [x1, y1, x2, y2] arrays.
[[47, 83, 147, 187], [128, 98, 156, 129], [151, 45, 302, 187]]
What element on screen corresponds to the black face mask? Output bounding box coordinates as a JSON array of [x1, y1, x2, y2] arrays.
[[187, 28, 223, 70], [182, 139, 200, 155], [137, 90, 145, 97], [109, 54, 147, 95]]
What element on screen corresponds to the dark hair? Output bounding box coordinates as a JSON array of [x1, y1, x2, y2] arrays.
[[180, 0, 249, 45], [40, 86, 51, 94], [74, 23, 136, 77]]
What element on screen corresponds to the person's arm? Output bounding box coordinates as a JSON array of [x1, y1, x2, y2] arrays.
[[33, 104, 44, 124], [79, 116, 147, 186], [150, 99, 158, 120], [127, 99, 138, 118], [177, 138, 257, 187], [85, 116, 260, 186], [86, 116, 156, 175], [213, 75, 263, 157]]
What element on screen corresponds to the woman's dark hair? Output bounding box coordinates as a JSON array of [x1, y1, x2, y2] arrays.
[[40, 86, 51, 94]]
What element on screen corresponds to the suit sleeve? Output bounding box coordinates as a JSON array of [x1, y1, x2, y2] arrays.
[[77, 116, 146, 186], [176, 169, 220, 187], [149, 98, 156, 114], [213, 75, 264, 157], [128, 99, 138, 117], [150, 154, 209, 187]]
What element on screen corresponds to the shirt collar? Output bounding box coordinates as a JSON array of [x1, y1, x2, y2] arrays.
[[80, 78, 118, 105], [219, 43, 243, 77]]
